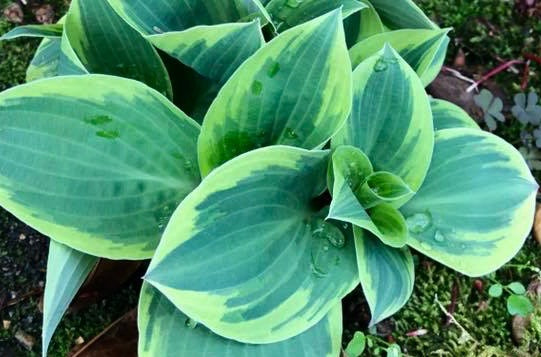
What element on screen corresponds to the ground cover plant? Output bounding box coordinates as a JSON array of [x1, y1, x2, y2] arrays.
[[0, 0, 538, 356]]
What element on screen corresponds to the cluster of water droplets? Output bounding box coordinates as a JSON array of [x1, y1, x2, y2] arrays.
[[309, 219, 346, 278]]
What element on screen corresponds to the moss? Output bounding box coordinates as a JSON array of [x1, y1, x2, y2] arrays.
[[360, 238, 541, 356]]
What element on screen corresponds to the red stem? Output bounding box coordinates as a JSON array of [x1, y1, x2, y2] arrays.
[[467, 60, 524, 92], [524, 53, 541, 65]]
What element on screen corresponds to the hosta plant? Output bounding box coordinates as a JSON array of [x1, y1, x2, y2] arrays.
[[0, 0, 537, 356]]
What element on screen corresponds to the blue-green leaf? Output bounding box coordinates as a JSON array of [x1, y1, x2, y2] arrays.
[[42, 241, 98, 357], [401, 128, 538, 276], [146, 146, 358, 343], [0, 24, 63, 40], [431, 98, 480, 131], [138, 283, 343, 357], [198, 10, 352, 176], [355, 228, 414, 326]]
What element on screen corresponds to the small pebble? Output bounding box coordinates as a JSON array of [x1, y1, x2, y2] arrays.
[[15, 329, 36, 350], [19, 233, 26, 240], [75, 336, 85, 345], [3, 320, 11, 330]]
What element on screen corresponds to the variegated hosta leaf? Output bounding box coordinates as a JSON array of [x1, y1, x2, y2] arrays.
[[354, 228, 414, 326], [147, 21, 264, 84], [0, 74, 200, 259], [265, 0, 366, 32], [328, 147, 408, 248], [58, 26, 89, 75], [107, 0, 270, 35], [333, 44, 434, 196], [65, 0, 172, 98], [42, 241, 98, 357], [26, 38, 62, 81], [0, 24, 63, 40], [349, 28, 450, 86], [431, 98, 480, 131], [138, 283, 343, 357], [198, 10, 352, 176], [343, 0, 385, 47], [401, 128, 538, 276], [145, 146, 358, 343], [369, 0, 438, 30]]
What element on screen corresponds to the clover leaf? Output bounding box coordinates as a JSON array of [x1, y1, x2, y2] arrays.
[[474, 89, 505, 131], [512, 91, 541, 125]]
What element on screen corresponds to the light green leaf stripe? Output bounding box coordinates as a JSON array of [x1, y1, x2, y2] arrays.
[[65, 0, 172, 98], [145, 146, 358, 343], [349, 28, 450, 86], [106, 0, 270, 35], [138, 283, 343, 357], [354, 228, 414, 326], [265, 0, 367, 32], [198, 10, 352, 176], [369, 0, 438, 30], [58, 29, 88, 75], [0, 74, 200, 259], [431, 98, 480, 131], [401, 128, 538, 276], [334, 44, 434, 196], [343, 0, 385, 47], [147, 21, 264, 85], [42, 241, 98, 357], [26, 38, 62, 81], [0, 24, 63, 40]]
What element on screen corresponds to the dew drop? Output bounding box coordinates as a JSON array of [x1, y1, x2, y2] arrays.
[[152, 26, 164, 34], [285, 127, 298, 139], [406, 212, 432, 234], [434, 230, 445, 243], [310, 220, 346, 277], [374, 58, 388, 72], [251, 80, 263, 95], [184, 160, 193, 169], [185, 318, 197, 329], [96, 130, 120, 139], [267, 61, 280, 78]]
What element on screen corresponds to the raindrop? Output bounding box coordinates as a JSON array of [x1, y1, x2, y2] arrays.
[[310, 220, 346, 277], [285, 127, 298, 139], [374, 58, 388, 72], [184, 160, 193, 170], [285, 0, 301, 8], [434, 230, 445, 243], [406, 212, 432, 234], [185, 318, 197, 329], [96, 130, 120, 139], [267, 61, 281, 78], [251, 80, 263, 95], [152, 26, 164, 34]]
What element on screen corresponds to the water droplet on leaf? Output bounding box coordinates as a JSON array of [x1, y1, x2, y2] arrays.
[[251, 80, 263, 95], [310, 220, 346, 277], [285, 127, 298, 139], [185, 318, 197, 329], [374, 58, 388, 72], [406, 212, 432, 233], [434, 230, 445, 242], [267, 61, 280, 78], [285, 0, 301, 8]]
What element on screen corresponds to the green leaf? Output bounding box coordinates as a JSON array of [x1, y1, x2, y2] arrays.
[[474, 89, 504, 131], [147, 21, 264, 84], [0, 24, 63, 40], [334, 44, 434, 195], [488, 284, 503, 298], [349, 28, 450, 86], [343, 0, 385, 47], [58, 29, 88, 75], [145, 146, 358, 343], [107, 0, 270, 34], [328, 149, 408, 248], [507, 282, 526, 295], [265, 0, 367, 32], [138, 283, 343, 357], [345, 331, 366, 357], [369, 0, 438, 29], [358, 171, 414, 209], [431, 98, 480, 131], [26, 38, 62, 81], [198, 10, 352, 176], [0, 74, 200, 259], [42, 241, 98, 357], [400, 128, 538, 276], [386, 344, 402, 357], [507, 295, 534, 316], [354, 228, 414, 326], [65, 0, 172, 98]]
